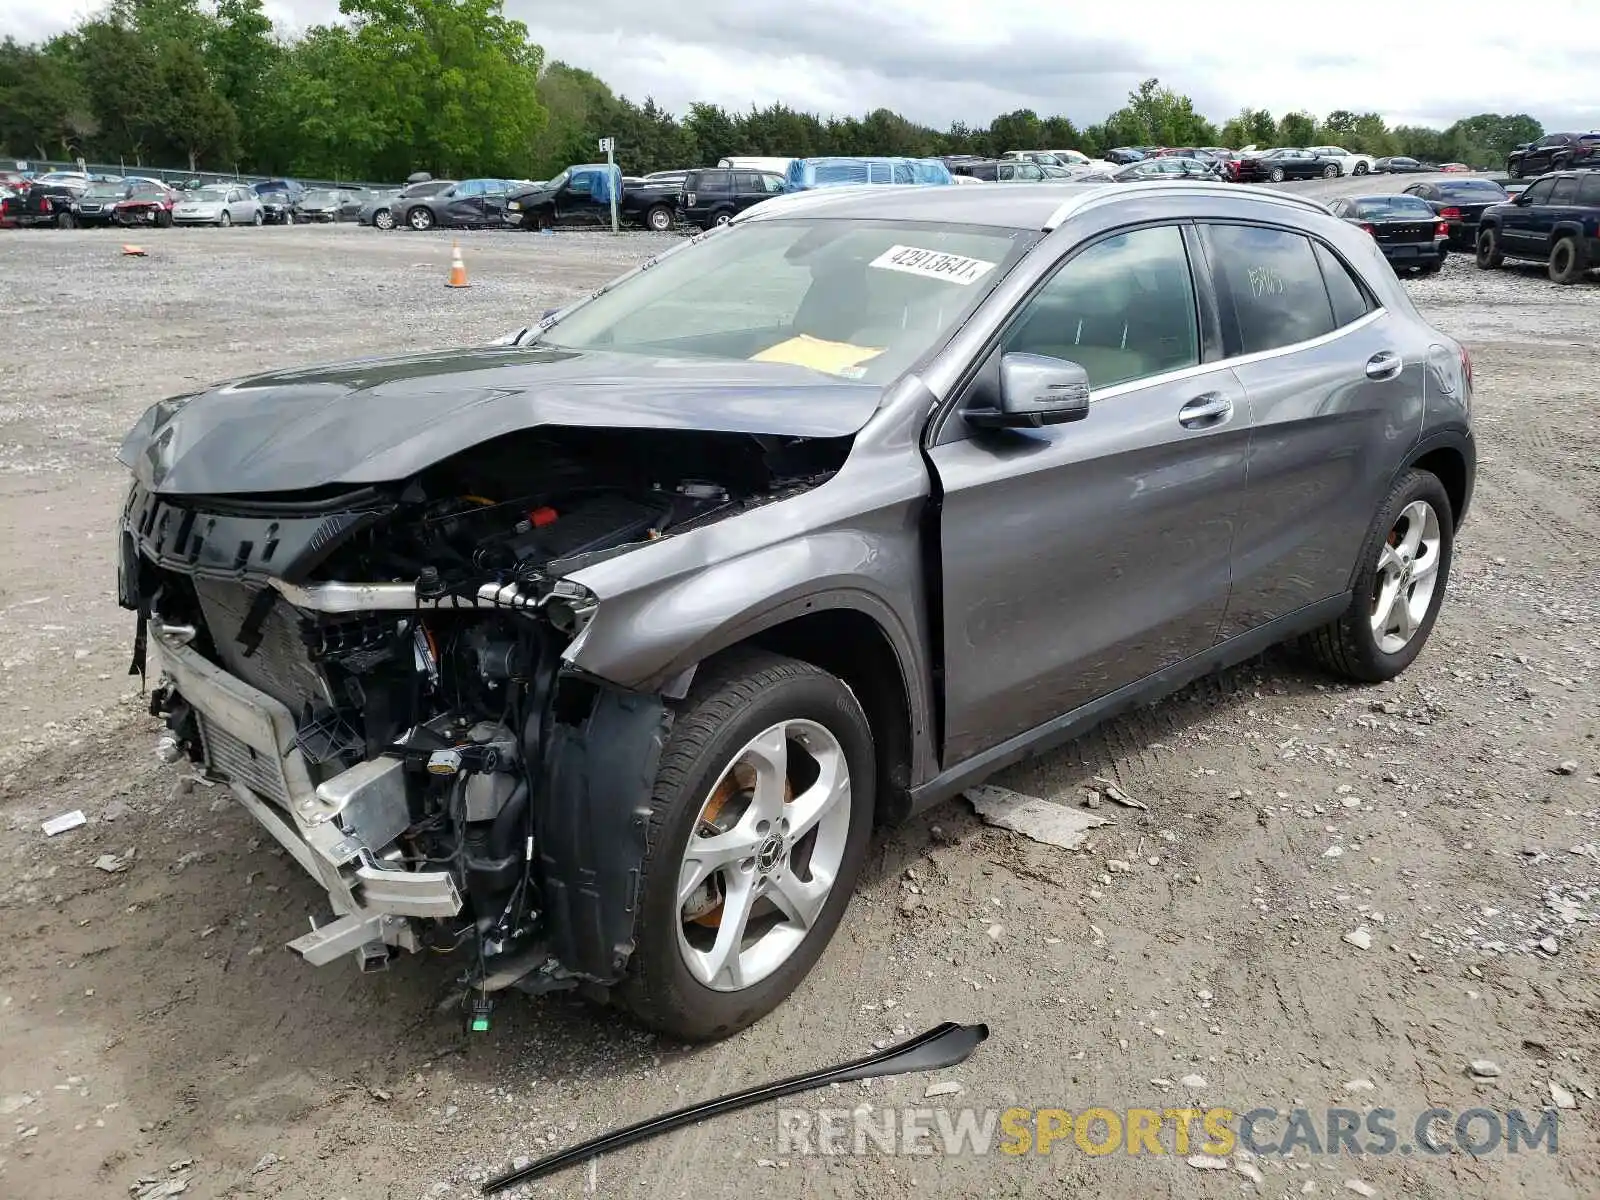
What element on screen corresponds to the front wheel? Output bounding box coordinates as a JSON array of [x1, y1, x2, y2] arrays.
[[1476, 227, 1504, 269], [1549, 236, 1588, 284], [1300, 470, 1453, 682], [617, 650, 875, 1041], [219, 210, 231, 228], [373, 208, 395, 230], [1354, 162, 1369, 176], [252, 209, 263, 226], [56, 211, 75, 229], [1323, 164, 1339, 178], [1268, 167, 1286, 183], [1507, 161, 1522, 179]]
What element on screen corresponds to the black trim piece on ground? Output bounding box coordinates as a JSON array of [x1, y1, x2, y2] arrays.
[[480, 1021, 991, 1193]]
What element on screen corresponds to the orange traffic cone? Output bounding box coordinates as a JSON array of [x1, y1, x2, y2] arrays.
[[121, 244, 147, 257], [446, 240, 470, 288]]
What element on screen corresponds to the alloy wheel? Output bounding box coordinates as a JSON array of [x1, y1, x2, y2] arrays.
[[1370, 500, 1442, 654], [676, 719, 852, 992]]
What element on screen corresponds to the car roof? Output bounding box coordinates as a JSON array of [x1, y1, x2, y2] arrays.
[[739, 180, 1333, 232]]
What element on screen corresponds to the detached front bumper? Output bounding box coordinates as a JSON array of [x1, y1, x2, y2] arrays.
[[147, 622, 462, 968]]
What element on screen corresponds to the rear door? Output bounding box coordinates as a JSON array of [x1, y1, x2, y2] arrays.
[[928, 222, 1250, 762], [1200, 222, 1425, 634]]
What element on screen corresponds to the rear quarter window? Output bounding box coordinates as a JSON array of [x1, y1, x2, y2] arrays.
[[1579, 173, 1600, 205], [1549, 177, 1579, 205], [1313, 243, 1375, 329]]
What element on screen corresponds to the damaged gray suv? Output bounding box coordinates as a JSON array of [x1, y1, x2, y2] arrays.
[[117, 181, 1475, 1040]]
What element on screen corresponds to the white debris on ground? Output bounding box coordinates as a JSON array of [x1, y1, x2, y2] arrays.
[[966, 785, 1113, 849]]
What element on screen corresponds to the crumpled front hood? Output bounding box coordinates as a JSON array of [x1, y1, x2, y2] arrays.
[[120, 344, 883, 495]]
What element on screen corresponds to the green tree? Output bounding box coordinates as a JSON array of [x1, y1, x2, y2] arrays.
[[207, 0, 280, 161], [0, 38, 95, 159], [156, 39, 238, 169], [1277, 111, 1316, 146]]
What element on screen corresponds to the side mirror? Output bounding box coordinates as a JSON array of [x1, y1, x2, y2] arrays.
[[968, 353, 1092, 429]]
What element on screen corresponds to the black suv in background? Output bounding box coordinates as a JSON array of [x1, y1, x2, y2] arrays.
[[253, 179, 304, 225], [1505, 132, 1600, 178], [679, 167, 786, 228], [1476, 170, 1600, 283]]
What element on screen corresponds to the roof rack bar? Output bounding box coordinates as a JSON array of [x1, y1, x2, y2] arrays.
[[1042, 181, 1331, 230]]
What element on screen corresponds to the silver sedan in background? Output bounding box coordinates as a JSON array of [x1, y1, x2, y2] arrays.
[[171, 185, 263, 227]]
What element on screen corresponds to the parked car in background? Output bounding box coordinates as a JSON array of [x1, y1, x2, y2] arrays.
[[506, 165, 681, 231], [1476, 170, 1600, 283], [1371, 157, 1428, 174], [334, 188, 370, 220], [73, 180, 134, 227], [784, 157, 953, 190], [1047, 149, 1115, 174], [1235, 148, 1337, 182], [393, 178, 517, 230], [679, 167, 786, 228], [359, 180, 449, 230], [1505, 132, 1600, 178], [114, 182, 180, 228], [294, 188, 356, 222], [0, 181, 82, 227], [32, 170, 92, 189], [1003, 151, 1066, 168], [1104, 147, 1145, 164], [253, 179, 304, 224], [115, 179, 1475, 1041], [946, 159, 1046, 182], [1438, 163, 1471, 173], [642, 170, 689, 187], [1081, 158, 1219, 183], [1307, 146, 1377, 176], [1400, 178, 1510, 249], [716, 156, 797, 175], [1328, 194, 1449, 274], [173, 184, 263, 226]]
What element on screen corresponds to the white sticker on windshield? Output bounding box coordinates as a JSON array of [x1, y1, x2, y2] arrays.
[[869, 244, 997, 285]]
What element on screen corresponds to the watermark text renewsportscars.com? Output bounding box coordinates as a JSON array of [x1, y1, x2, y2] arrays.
[[776, 1105, 1560, 1158]]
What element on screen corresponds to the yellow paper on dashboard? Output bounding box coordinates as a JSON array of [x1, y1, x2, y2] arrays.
[[750, 335, 883, 376]]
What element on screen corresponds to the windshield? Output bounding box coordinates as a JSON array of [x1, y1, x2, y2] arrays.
[[537, 218, 1038, 383], [1437, 180, 1508, 199], [303, 190, 337, 204], [191, 187, 229, 201], [1353, 196, 1435, 218], [85, 183, 125, 198], [128, 186, 167, 200]]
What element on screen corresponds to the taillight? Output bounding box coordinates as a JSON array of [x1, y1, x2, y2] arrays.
[[1360, 222, 1376, 235], [41, 197, 51, 212], [1436, 221, 1449, 236], [1438, 206, 1462, 219]]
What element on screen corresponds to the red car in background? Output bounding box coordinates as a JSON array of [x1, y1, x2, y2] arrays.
[[114, 183, 179, 227]]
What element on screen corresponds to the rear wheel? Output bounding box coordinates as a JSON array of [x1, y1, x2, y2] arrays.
[[1268, 167, 1286, 183], [1548, 236, 1588, 284], [407, 206, 435, 231], [645, 205, 674, 232], [1301, 470, 1453, 682], [1420, 259, 1443, 275], [1323, 164, 1339, 178], [1476, 227, 1503, 269], [617, 650, 875, 1041], [711, 210, 734, 227]]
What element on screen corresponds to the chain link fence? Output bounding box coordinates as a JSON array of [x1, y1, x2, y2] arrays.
[[7, 156, 396, 191]]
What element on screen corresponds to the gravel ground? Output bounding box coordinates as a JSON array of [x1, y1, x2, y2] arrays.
[[1, 187, 1597, 1200]]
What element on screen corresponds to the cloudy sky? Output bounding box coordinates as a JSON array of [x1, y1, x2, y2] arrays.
[[6, 0, 1597, 133]]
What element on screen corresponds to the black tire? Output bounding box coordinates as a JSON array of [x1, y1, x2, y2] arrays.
[[1353, 162, 1369, 176], [56, 211, 75, 229], [1507, 161, 1522, 179], [1476, 227, 1503, 269], [711, 210, 734, 227], [1300, 470, 1454, 683], [406, 206, 434, 231], [645, 205, 674, 232], [373, 208, 395, 230], [1548, 236, 1587, 284], [1323, 164, 1339, 178], [252, 209, 263, 226], [1420, 258, 1443, 275], [219, 210, 231, 228], [1268, 167, 1286, 183], [157, 210, 172, 228], [617, 649, 876, 1041]]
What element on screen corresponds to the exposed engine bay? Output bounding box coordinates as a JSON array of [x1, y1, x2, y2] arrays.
[[119, 426, 848, 1001]]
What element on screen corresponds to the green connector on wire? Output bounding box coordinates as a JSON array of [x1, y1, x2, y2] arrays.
[[470, 997, 493, 1033]]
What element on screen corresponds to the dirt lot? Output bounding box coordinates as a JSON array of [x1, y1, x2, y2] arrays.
[[1, 189, 1597, 1200]]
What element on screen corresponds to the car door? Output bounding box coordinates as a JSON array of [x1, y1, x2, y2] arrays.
[[732, 171, 764, 213], [1198, 222, 1426, 635], [447, 180, 485, 226], [1527, 136, 1559, 174], [927, 222, 1250, 762], [1541, 174, 1581, 247], [1500, 177, 1555, 252], [481, 180, 509, 224]]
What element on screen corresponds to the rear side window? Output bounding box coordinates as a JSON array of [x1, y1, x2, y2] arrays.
[[1205, 224, 1335, 354], [1579, 174, 1600, 205], [1314, 243, 1374, 329], [699, 171, 731, 193], [1548, 177, 1579, 205]]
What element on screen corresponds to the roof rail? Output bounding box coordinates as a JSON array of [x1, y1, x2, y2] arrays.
[[1042, 181, 1333, 230]]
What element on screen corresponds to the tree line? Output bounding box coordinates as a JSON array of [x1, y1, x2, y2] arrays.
[[0, 0, 1547, 182]]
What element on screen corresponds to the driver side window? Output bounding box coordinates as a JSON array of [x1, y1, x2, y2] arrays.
[[1003, 225, 1200, 391]]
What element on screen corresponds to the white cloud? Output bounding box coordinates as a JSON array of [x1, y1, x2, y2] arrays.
[[5, 0, 1597, 132]]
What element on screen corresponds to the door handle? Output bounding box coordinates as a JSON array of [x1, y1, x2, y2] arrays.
[[1365, 351, 1402, 381], [1178, 393, 1233, 427]]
